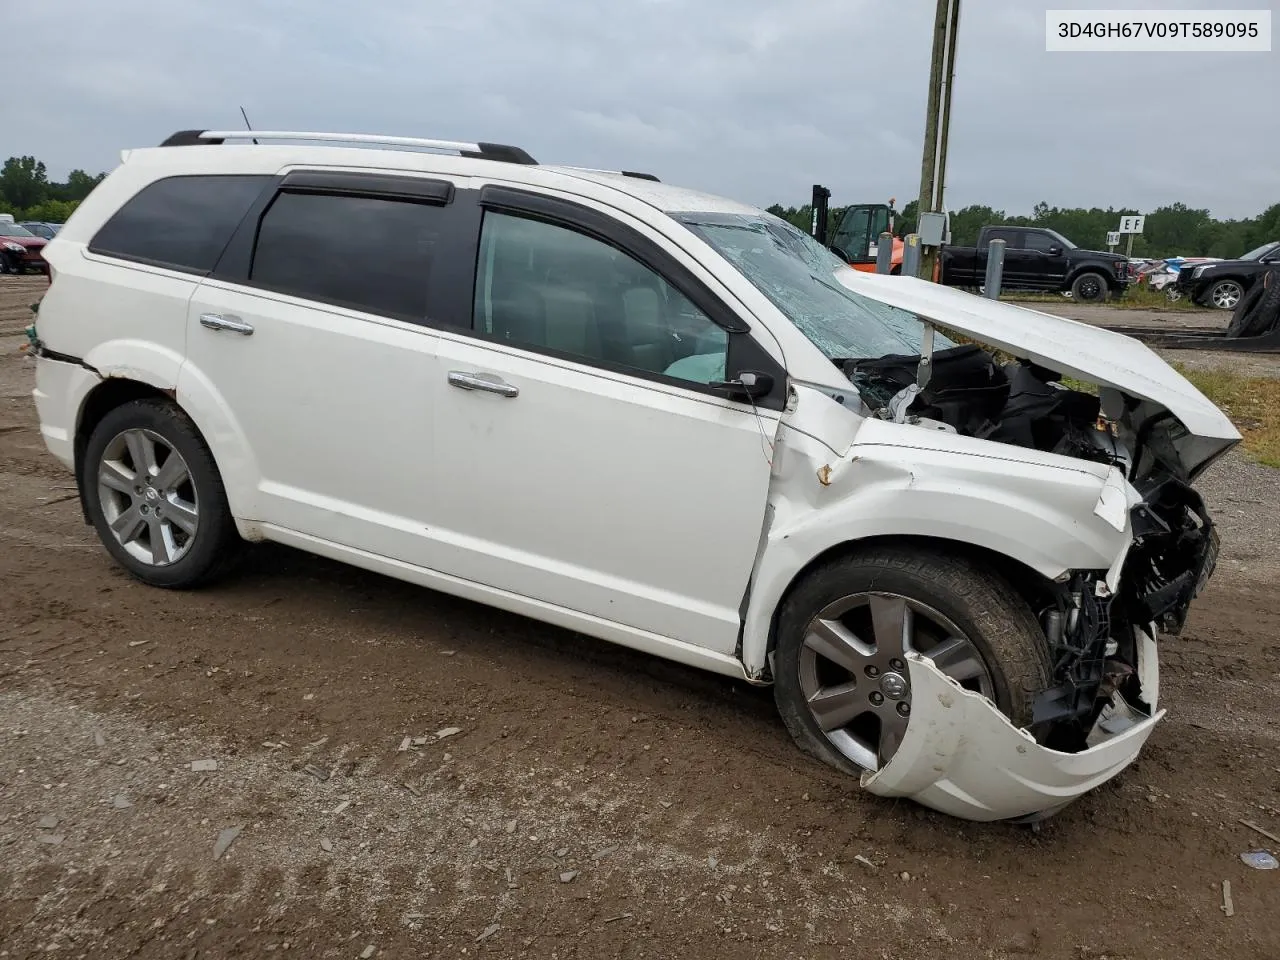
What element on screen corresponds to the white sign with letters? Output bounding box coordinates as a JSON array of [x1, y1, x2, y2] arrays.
[[1106, 231, 1121, 246], [1118, 216, 1145, 234]]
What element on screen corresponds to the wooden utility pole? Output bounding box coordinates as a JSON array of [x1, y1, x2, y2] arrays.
[[916, 0, 961, 282]]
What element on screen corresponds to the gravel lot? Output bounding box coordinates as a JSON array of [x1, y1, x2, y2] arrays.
[[3, 275, 1279, 959]]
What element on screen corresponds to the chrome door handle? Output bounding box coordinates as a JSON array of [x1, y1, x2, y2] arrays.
[[199, 313, 254, 335], [447, 370, 519, 398]]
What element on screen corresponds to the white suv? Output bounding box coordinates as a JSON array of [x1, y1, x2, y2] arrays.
[[29, 129, 1238, 822]]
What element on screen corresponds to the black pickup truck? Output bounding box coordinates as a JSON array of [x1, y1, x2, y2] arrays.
[[939, 225, 1132, 302]]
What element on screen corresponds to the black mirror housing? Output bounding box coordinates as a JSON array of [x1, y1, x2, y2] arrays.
[[711, 370, 775, 400]]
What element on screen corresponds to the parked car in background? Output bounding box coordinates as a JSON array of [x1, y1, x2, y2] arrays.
[[939, 225, 1133, 302], [1174, 240, 1280, 309], [20, 221, 62, 241], [0, 219, 49, 274]]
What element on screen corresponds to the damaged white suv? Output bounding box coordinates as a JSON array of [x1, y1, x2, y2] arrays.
[[29, 130, 1239, 822]]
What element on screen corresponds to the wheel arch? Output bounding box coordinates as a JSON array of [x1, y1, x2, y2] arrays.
[[73, 378, 231, 525], [751, 534, 1059, 683]]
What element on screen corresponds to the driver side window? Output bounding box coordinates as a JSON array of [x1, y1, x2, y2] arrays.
[[473, 211, 729, 385]]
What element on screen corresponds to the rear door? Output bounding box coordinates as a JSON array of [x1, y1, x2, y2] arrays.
[[426, 186, 785, 655], [180, 170, 470, 568]]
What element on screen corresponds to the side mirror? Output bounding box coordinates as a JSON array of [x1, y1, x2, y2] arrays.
[[711, 370, 774, 400], [1047, 245, 1062, 256]]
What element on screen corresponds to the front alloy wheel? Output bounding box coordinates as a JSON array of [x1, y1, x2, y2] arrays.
[[772, 548, 1052, 778], [798, 592, 993, 769]]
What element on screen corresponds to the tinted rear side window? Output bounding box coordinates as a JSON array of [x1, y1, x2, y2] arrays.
[[89, 175, 271, 274], [249, 192, 440, 320]]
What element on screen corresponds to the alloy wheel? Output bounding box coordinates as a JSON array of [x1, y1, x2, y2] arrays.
[[797, 592, 994, 771], [1211, 280, 1243, 310], [96, 428, 199, 566]]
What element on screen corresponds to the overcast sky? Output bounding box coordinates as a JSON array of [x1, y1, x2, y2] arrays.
[[7, 0, 1275, 219]]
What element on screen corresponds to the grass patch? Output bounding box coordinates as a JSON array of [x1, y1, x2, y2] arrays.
[[1173, 362, 1280, 467], [1001, 286, 1205, 311]]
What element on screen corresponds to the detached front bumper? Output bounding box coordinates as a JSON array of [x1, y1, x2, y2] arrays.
[[861, 637, 1163, 823]]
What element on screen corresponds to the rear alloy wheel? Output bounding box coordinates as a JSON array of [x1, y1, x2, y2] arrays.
[[1208, 278, 1245, 310], [83, 399, 241, 588], [773, 548, 1051, 775]]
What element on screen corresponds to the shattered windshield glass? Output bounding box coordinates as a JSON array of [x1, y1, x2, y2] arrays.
[[674, 211, 952, 362]]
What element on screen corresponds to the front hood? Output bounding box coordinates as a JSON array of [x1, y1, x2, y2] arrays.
[[3, 236, 45, 249], [834, 270, 1241, 464]]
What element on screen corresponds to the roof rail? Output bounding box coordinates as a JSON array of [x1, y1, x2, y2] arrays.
[[158, 129, 537, 164], [557, 165, 661, 183]]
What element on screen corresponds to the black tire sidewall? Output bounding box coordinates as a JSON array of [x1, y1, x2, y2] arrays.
[[1071, 272, 1107, 302], [81, 400, 234, 588], [773, 550, 1051, 775]]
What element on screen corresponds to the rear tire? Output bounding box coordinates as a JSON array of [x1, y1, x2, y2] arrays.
[[772, 546, 1052, 776], [81, 399, 242, 588], [1070, 272, 1109, 303]]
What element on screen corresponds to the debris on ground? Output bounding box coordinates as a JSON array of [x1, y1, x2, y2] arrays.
[[476, 924, 500, 942], [603, 914, 633, 923], [506, 819, 517, 834], [92, 729, 105, 747], [1241, 819, 1280, 845], [112, 794, 132, 809], [397, 737, 411, 752], [38, 834, 64, 845], [591, 845, 617, 860], [213, 826, 242, 861], [854, 854, 879, 870], [37, 814, 59, 830], [1241, 850, 1279, 870], [301, 764, 329, 782], [1222, 880, 1235, 917], [559, 871, 578, 883], [127, 639, 149, 647], [435, 727, 462, 740], [360, 945, 376, 959], [189, 758, 218, 772], [332, 800, 351, 814], [320, 838, 334, 852]]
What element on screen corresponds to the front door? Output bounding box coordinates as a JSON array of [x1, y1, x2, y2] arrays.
[[427, 191, 782, 655]]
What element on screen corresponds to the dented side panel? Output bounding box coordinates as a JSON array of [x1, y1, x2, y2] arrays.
[[860, 651, 1163, 822]]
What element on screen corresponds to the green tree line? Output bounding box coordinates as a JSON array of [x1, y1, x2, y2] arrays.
[[0, 156, 106, 223], [768, 197, 1280, 260]]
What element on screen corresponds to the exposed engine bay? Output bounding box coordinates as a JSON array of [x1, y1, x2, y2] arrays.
[[843, 341, 1222, 753]]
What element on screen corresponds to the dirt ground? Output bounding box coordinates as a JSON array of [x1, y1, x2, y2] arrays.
[[2, 274, 1279, 960]]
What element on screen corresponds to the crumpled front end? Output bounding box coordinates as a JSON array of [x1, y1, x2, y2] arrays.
[[862, 629, 1165, 822]]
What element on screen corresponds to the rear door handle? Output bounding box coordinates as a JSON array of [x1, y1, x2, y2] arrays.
[[447, 370, 519, 398], [199, 313, 254, 335]]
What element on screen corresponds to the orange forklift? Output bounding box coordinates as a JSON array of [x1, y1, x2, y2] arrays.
[[810, 185, 904, 273]]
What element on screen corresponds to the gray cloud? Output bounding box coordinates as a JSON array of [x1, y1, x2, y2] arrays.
[[8, 0, 1275, 218]]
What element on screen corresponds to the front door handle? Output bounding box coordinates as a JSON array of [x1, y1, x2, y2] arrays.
[[447, 370, 519, 398], [199, 313, 255, 335]]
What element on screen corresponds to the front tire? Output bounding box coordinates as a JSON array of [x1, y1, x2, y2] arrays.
[[1070, 272, 1109, 303], [772, 547, 1052, 776], [1208, 278, 1245, 311], [82, 399, 241, 588]]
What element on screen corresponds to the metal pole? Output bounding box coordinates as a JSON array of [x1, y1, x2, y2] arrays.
[[916, 0, 960, 283], [1125, 231, 1135, 260], [934, 0, 960, 217], [902, 233, 922, 277], [875, 232, 895, 273], [983, 238, 1005, 299]]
